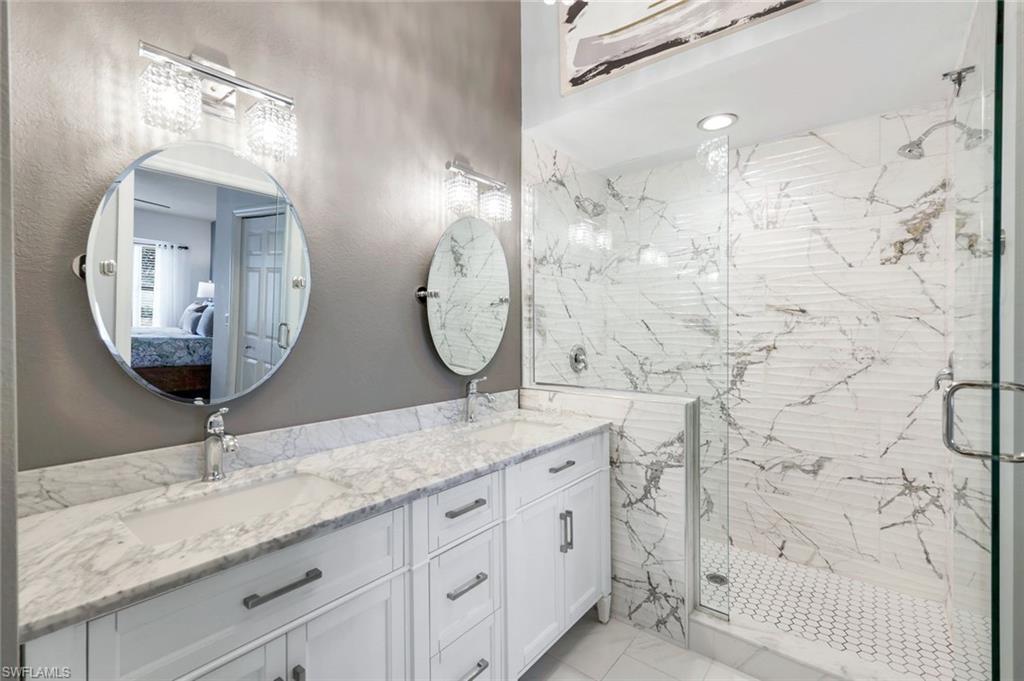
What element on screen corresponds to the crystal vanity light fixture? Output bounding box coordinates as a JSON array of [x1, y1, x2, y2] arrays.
[[139, 61, 202, 134], [445, 160, 509, 221], [138, 41, 297, 159], [446, 173, 479, 216], [245, 100, 298, 161], [480, 187, 513, 223]]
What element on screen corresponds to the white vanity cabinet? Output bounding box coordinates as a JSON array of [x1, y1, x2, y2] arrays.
[[22, 431, 611, 681], [505, 436, 611, 679], [284, 574, 407, 681]]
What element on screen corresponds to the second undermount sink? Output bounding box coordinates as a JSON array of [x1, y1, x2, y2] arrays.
[[121, 474, 345, 546], [467, 419, 561, 444]]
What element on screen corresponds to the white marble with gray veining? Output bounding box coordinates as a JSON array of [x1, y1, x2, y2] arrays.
[[17, 390, 519, 517], [19, 408, 607, 642]]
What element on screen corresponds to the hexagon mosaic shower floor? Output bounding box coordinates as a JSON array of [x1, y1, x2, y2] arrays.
[[699, 542, 990, 681]]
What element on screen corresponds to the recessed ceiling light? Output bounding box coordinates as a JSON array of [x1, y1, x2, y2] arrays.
[[697, 113, 738, 132]]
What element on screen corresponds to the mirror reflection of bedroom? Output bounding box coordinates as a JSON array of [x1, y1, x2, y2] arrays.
[[88, 145, 308, 404]]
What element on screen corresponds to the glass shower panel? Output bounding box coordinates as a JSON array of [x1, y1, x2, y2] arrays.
[[948, 1, 999, 677]]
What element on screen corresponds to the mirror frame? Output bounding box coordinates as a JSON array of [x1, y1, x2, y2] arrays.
[[84, 141, 312, 406], [424, 216, 510, 376]]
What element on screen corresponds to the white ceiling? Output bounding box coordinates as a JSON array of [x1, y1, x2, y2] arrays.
[[524, 0, 977, 173], [134, 169, 218, 221]]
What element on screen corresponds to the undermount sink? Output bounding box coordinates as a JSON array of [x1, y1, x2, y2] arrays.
[[121, 474, 345, 546], [467, 419, 561, 444]]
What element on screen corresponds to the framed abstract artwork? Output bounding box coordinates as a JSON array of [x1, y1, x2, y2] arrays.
[[560, 0, 811, 92]]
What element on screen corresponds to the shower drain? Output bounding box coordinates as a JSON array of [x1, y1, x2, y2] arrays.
[[705, 572, 729, 586]]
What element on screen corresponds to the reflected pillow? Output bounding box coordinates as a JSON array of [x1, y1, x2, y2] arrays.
[[178, 302, 208, 334], [196, 305, 215, 338]]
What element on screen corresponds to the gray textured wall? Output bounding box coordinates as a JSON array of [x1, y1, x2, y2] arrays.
[[10, 1, 522, 470]]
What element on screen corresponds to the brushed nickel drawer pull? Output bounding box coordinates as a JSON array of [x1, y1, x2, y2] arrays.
[[242, 568, 322, 609], [549, 459, 576, 474], [445, 497, 487, 519], [447, 572, 488, 601], [464, 659, 490, 681]]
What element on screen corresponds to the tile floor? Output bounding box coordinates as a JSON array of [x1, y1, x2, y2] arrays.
[[699, 541, 990, 681], [521, 613, 754, 681]]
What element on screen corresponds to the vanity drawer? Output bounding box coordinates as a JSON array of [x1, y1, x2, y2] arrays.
[[429, 526, 502, 655], [507, 434, 606, 509], [431, 611, 500, 681], [88, 509, 404, 680], [427, 472, 500, 552]]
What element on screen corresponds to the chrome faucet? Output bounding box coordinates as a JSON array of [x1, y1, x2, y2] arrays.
[[466, 376, 496, 423], [203, 407, 238, 482]]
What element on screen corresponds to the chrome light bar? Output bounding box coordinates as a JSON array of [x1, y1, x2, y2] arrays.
[[139, 41, 294, 108], [445, 160, 507, 191]]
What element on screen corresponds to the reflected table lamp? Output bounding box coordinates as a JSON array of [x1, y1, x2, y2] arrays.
[[197, 281, 215, 303]]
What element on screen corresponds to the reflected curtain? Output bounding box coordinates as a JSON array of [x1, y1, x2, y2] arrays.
[[153, 243, 189, 328]]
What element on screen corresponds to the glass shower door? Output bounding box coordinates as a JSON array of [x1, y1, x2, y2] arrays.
[[944, 1, 1010, 678]]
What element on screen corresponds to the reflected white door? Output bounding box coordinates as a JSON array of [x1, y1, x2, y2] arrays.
[[236, 214, 284, 392]]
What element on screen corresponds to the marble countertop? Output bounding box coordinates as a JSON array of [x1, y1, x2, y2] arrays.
[[19, 409, 610, 642]]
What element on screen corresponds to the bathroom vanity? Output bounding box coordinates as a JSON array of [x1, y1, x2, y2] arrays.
[[19, 412, 611, 681]]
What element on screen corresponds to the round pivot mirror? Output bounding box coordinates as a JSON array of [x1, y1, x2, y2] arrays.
[[424, 216, 510, 375], [85, 142, 311, 405]]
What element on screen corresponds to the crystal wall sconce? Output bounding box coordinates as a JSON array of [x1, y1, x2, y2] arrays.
[[137, 41, 298, 159], [445, 160, 512, 223], [445, 172, 479, 217]]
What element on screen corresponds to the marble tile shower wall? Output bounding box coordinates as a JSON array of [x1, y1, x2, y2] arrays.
[[525, 99, 992, 613]]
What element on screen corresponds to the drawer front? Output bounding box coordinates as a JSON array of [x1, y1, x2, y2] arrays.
[[429, 526, 501, 655], [430, 612, 500, 681], [507, 434, 606, 509], [90, 509, 405, 680], [427, 472, 500, 552]]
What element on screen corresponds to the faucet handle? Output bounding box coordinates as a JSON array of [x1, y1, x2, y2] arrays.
[[206, 407, 229, 435], [467, 376, 488, 393]]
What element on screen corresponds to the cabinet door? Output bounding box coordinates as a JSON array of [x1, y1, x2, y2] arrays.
[[194, 636, 286, 681], [563, 473, 604, 625], [286, 574, 407, 681], [506, 492, 565, 676]]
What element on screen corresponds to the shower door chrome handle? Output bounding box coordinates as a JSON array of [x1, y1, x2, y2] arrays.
[[942, 380, 1024, 462]]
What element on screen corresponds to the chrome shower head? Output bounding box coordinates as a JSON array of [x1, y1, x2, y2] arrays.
[[896, 119, 991, 160], [898, 139, 925, 160]]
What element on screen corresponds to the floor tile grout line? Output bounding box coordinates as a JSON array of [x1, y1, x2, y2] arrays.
[[596, 629, 640, 681]]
